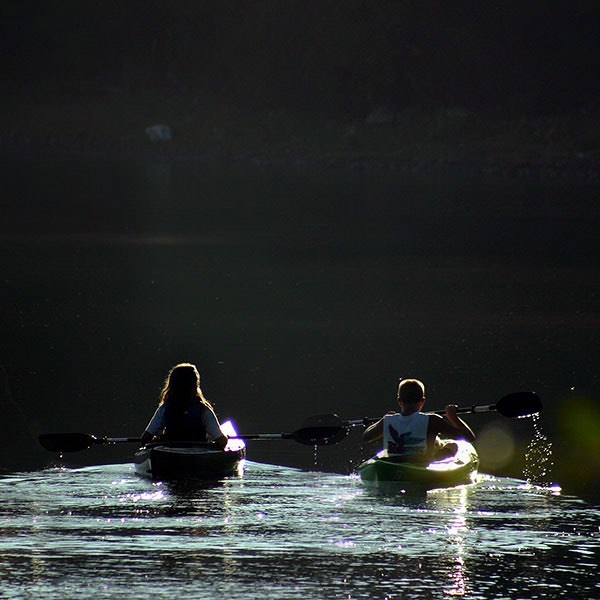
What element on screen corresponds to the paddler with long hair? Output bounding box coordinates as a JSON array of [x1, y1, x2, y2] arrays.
[[363, 378, 475, 460], [140, 363, 228, 449]]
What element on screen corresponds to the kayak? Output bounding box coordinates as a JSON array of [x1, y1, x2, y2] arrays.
[[358, 440, 479, 490], [134, 439, 246, 481]]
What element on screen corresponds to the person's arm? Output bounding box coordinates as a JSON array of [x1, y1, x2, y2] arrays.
[[140, 430, 155, 445], [203, 406, 228, 450], [363, 418, 384, 443], [213, 434, 228, 450], [140, 405, 165, 445], [430, 405, 475, 442]]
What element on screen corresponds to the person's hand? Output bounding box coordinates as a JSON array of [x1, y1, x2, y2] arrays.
[[444, 404, 458, 418]]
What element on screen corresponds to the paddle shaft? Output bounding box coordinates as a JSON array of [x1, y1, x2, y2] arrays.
[[38, 427, 337, 453], [232, 433, 294, 441], [344, 391, 542, 427], [100, 432, 325, 442], [350, 403, 501, 427], [94, 434, 296, 443]]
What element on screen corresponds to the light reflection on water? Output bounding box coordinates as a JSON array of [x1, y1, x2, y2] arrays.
[[1, 463, 598, 599]]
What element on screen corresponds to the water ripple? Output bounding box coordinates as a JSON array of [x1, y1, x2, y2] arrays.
[[0, 462, 598, 599]]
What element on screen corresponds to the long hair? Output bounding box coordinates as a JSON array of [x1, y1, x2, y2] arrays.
[[159, 363, 212, 409]]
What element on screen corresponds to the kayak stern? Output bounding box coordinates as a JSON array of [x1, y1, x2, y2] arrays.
[[134, 441, 246, 481], [358, 440, 479, 490]]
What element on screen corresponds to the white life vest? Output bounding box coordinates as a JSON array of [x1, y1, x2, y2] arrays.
[[383, 412, 429, 456]]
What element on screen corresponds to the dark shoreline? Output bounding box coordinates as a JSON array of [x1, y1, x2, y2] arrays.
[[3, 94, 598, 182], [3, 137, 598, 183]]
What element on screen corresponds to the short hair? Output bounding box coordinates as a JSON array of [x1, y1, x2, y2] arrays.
[[397, 379, 425, 404]]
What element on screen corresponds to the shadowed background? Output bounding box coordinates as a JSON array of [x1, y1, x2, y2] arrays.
[[1, 158, 598, 500], [0, 2, 598, 501]]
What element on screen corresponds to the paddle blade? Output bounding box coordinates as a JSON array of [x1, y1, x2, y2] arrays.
[[495, 392, 543, 418], [293, 414, 347, 446], [38, 432, 97, 453]]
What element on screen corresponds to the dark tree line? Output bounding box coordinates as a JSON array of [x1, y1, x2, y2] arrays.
[[2, 1, 598, 116]]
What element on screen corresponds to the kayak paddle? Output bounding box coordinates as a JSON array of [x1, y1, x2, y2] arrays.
[[282, 391, 543, 444], [38, 414, 347, 454], [342, 391, 543, 428]]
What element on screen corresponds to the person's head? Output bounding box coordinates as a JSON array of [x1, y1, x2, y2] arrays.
[[396, 378, 425, 414], [160, 363, 202, 406]]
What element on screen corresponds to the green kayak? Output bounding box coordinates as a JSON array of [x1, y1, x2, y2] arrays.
[[358, 440, 479, 490]]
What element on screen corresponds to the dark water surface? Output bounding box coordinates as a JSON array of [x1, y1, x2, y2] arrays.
[[1, 462, 599, 599], [0, 157, 598, 490]]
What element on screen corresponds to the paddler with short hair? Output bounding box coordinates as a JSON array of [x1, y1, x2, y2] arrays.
[[363, 378, 475, 460]]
